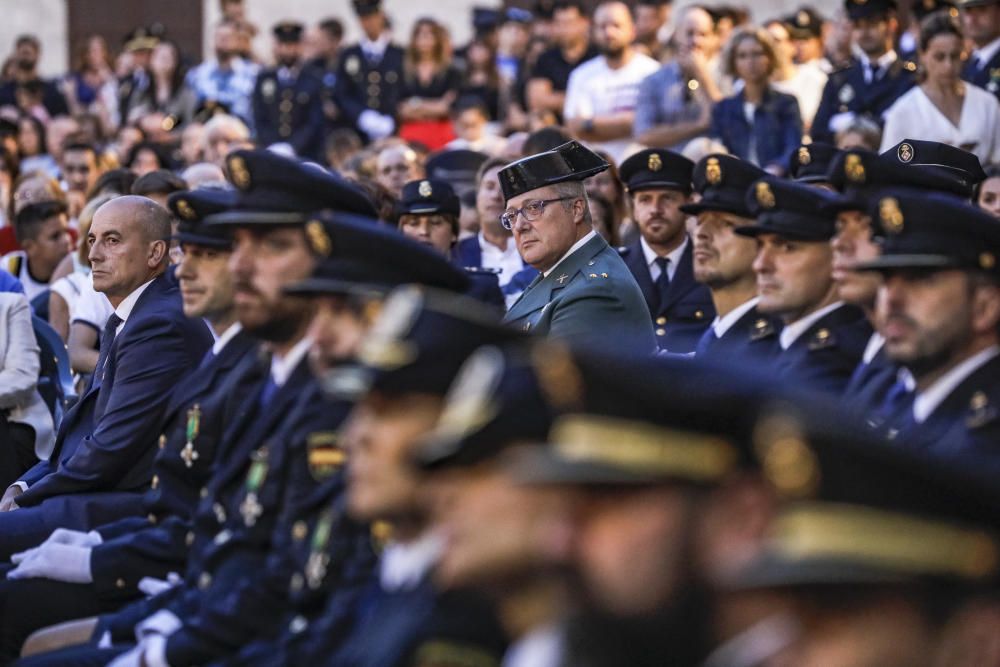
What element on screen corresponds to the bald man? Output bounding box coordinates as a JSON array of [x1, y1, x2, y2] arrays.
[[0, 196, 212, 558]]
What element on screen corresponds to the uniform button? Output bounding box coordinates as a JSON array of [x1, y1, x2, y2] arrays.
[[147, 513, 157, 524], [185, 531, 195, 546], [151, 475, 159, 490], [115, 578, 126, 589], [279, 126, 291, 137], [367, 84, 380, 96], [198, 572, 212, 590], [656, 317, 666, 325], [656, 328, 666, 336], [292, 521, 308, 540], [290, 573, 304, 592], [279, 100, 293, 113], [367, 71, 381, 82], [289, 615, 308, 634], [158, 435, 166, 450], [695, 310, 704, 319], [199, 487, 208, 499]]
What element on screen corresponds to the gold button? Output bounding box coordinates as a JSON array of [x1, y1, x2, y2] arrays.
[[695, 310, 704, 319], [656, 328, 666, 336], [198, 573, 212, 590], [115, 578, 126, 589], [147, 513, 157, 524], [292, 521, 308, 540], [151, 475, 159, 490], [185, 531, 195, 546], [656, 317, 666, 325], [158, 435, 166, 450], [367, 71, 381, 82], [279, 100, 293, 113]]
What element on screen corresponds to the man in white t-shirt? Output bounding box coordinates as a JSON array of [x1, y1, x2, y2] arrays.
[[2, 201, 71, 303], [563, 1, 659, 163]]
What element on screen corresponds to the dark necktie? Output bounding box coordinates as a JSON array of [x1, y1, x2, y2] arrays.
[[95, 314, 123, 386], [258, 375, 279, 408], [654, 257, 671, 312]]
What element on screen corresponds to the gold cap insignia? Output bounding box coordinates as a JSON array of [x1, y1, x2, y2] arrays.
[[755, 181, 776, 209], [228, 156, 251, 190], [418, 180, 433, 198], [845, 154, 866, 183], [176, 199, 196, 221], [648, 152, 662, 172], [797, 9, 809, 23], [754, 410, 820, 499], [531, 340, 584, 410], [305, 220, 332, 256], [705, 157, 722, 185], [879, 197, 904, 234], [898, 142, 914, 163], [981, 252, 996, 270], [797, 146, 811, 165]]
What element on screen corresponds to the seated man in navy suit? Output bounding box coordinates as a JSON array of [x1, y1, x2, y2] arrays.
[[617, 148, 716, 352], [0, 196, 213, 558]]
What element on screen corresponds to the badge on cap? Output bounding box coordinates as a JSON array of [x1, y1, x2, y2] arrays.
[[176, 199, 196, 221], [418, 180, 433, 198], [845, 154, 866, 183], [755, 181, 776, 209], [879, 197, 904, 233], [980, 252, 996, 271], [754, 411, 819, 499], [229, 156, 251, 190], [706, 157, 722, 185], [898, 142, 914, 163], [797, 9, 809, 23], [648, 153, 662, 172], [797, 146, 811, 165], [304, 220, 332, 256]]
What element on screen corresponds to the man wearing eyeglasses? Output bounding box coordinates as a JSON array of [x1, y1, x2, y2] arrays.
[[499, 141, 655, 351]]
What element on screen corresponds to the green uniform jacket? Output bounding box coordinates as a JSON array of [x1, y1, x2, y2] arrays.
[[503, 233, 656, 352]]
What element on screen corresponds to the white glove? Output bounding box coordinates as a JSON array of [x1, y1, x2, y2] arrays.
[[7, 543, 93, 583], [358, 109, 394, 140], [107, 635, 169, 667], [138, 572, 182, 597], [11, 528, 102, 564], [135, 608, 182, 639], [828, 111, 858, 135]]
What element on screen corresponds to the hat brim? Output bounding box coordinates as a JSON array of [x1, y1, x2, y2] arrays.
[[851, 255, 963, 272], [680, 200, 753, 218], [794, 174, 832, 185], [726, 553, 913, 592], [204, 210, 309, 226], [509, 450, 685, 487], [173, 233, 232, 249], [283, 276, 390, 298], [627, 181, 692, 194], [734, 223, 833, 242]]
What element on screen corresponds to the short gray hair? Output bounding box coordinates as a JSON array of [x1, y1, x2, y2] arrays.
[[553, 180, 592, 224]]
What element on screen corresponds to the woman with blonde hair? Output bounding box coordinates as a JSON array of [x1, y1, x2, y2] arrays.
[[397, 18, 462, 150]]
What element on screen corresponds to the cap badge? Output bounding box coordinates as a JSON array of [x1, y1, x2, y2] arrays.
[[176, 199, 196, 221], [648, 153, 662, 172], [705, 157, 722, 185], [305, 220, 333, 257], [754, 410, 819, 499], [845, 154, 866, 183], [755, 181, 776, 209], [797, 146, 811, 165], [879, 197, 904, 234], [980, 252, 996, 270], [418, 180, 433, 198], [228, 156, 251, 190], [530, 340, 583, 410], [797, 9, 809, 23], [898, 142, 914, 163]]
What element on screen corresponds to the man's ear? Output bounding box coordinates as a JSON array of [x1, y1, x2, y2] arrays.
[[148, 239, 168, 268], [574, 197, 587, 224]]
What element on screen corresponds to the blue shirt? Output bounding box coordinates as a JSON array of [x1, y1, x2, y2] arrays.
[[633, 62, 706, 151]]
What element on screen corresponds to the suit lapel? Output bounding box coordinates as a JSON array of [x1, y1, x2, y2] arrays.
[[504, 235, 607, 322], [623, 238, 656, 313]]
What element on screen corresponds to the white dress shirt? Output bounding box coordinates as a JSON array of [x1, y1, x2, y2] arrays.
[[543, 230, 598, 278], [641, 235, 688, 283], [479, 232, 525, 287], [112, 279, 155, 335], [912, 345, 1000, 424], [710, 296, 759, 339]]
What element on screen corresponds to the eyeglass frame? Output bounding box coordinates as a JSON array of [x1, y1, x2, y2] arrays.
[[500, 196, 579, 230]]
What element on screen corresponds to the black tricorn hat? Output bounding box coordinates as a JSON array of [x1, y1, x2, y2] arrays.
[[498, 140, 609, 202]]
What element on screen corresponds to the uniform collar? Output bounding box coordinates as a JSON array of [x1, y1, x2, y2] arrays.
[[973, 35, 1000, 68], [712, 296, 759, 339], [361, 32, 391, 58], [211, 322, 243, 356], [543, 229, 598, 278], [912, 345, 1000, 424], [862, 331, 884, 364], [641, 235, 688, 277], [269, 335, 312, 387], [779, 301, 845, 350], [379, 532, 443, 592], [858, 49, 897, 73]]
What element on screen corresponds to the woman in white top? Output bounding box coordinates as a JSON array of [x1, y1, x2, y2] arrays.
[[881, 12, 1000, 165], [0, 292, 55, 489]]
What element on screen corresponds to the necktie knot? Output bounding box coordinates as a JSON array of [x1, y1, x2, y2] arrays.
[[655, 256, 669, 272], [102, 314, 123, 341]]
